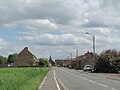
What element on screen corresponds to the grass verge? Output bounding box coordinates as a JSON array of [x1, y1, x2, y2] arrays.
[[0, 67, 50, 90]]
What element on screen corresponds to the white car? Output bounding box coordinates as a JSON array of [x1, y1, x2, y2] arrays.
[[83, 65, 92, 72]]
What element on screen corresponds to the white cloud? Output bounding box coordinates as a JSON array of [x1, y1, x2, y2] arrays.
[[17, 33, 90, 46], [0, 0, 120, 59], [0, 38, 19, 57], [0, 38, 6, 48], [23, 19, 58, 29], [3, 19, 58, 29]]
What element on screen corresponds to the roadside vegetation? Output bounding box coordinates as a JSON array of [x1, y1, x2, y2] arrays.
[[0, 67, 49, 90], [95, 49, 120, 73], [0, 55, 7, 64], [38, 58, 49, 67]]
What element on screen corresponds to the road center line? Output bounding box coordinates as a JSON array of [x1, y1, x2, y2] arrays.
[[89, 80, 96, 83], [82, 77, 88, 80], [112, 88, 118, 90], [59, 68, 118, 90], [97, 83, 109, 88]]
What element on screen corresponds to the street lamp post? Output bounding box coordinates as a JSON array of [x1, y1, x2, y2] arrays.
[[86, 32, 96, 60]]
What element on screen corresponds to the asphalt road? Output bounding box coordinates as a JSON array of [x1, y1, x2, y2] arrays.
[[54, 67, 120, 90]]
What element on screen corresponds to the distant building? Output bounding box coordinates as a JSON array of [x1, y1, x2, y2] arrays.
[[55, 59, 63, 67], [70, 51, 94, 69], [63, 60, 70, 67], [70, 58, 77, 69], [55, 59, 70, 67], [49, 55, 55, 66], [80, 51, 94, 69], [17, 47, 38, 66]]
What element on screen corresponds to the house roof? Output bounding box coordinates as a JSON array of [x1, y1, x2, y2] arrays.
[[75, 51, 93, 61], [18, 47, 37, 61], [76, 55, 84, 60], [18, 47, 33, 56]]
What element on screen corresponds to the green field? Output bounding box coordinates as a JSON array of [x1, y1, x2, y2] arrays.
[[0, 67, 49, 90]]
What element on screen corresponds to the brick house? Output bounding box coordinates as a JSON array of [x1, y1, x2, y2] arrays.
[[17, 47, 38, 66], [55, 59, 70, 67], [70, 51, 94, 69], [81, 51, 94, 69], [76, 55, 84, 69], [70, 59, 77, 69], [63, 60, 70, 67], [55, 59, 63, 67]]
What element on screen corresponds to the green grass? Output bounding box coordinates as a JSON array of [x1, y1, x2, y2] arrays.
[[0, 67, 50, 90]]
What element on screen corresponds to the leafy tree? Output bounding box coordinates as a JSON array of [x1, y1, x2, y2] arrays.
[[95, 56, 111, 73], [95, 49, 120, 73], [7, 53, 18, 64], [38, 58, 49, 67], [110, 58, 120, 73], [0, 56, 7, 64]]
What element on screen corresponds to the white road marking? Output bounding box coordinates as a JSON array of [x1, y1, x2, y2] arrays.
[[38, 76, 47, 89], [55, 75, 69, 90], [59, 68, 118, 90], [82, 77, 88, 80], [78, 76, 82, 78], [53, 69, 61, 90], [112, 88, 118, 90], [97, 83, 109, 88], [89, 80, 96, 83]]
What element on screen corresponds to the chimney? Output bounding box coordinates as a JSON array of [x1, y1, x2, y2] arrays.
[[87, 51, 89, 53], [25, 47, 28, 50]]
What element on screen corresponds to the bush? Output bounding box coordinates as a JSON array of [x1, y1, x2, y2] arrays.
[[94, 49, 120, 73]]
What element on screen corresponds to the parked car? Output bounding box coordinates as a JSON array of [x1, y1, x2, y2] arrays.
[[83, 65, 92, 72], [68, 65, 73, 69]]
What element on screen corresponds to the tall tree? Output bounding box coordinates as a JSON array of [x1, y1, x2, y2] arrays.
[[7, 53, 18, 64]]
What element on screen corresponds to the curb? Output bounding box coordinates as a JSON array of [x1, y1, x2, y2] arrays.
[[38, 69, 51, 90]]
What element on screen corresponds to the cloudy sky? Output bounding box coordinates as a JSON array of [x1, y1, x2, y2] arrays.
[[0, 0, 120, 60]]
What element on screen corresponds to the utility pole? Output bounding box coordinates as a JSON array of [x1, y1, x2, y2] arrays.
[[93, 36, 95, 60], [76, 49, 79, 57], [86, 32, 96, 60], [70, 53, 72, 60]]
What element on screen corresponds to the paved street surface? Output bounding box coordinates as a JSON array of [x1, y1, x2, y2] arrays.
[[39, 68, 57, 90], [91, 73, 120, 81], [39, 67, 120, 90], [39, 68, 64, 90]]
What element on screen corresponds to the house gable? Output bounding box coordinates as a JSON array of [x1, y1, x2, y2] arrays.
[[17, 47, 37, 66]]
